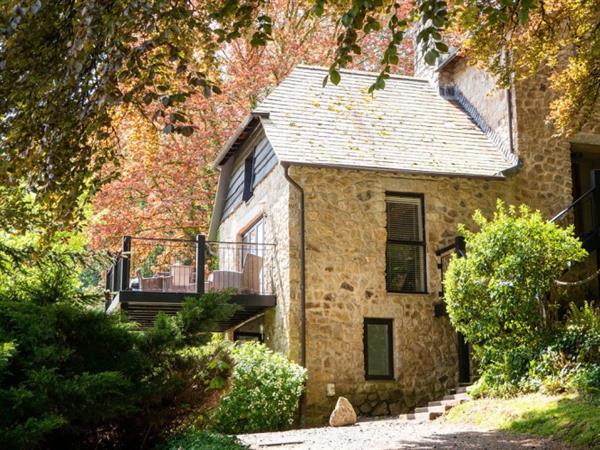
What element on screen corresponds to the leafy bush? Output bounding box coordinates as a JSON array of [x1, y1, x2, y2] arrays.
[[570, 364, 600, 397], [157, 429, 247, 450], [445, 202, 587, 395], [209, 342, 306, 434], [0, 241, 238, 450]]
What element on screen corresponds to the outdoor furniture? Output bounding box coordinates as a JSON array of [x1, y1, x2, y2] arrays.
[[163, 264, 196, 292], [135, 269, 164, 292], [241, 253, 263, 294], [208, 270, 242, 291]]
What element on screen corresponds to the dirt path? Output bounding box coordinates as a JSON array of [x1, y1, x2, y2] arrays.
[[238, 418, 573, 449]]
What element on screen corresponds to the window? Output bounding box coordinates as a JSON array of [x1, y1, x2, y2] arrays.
[[242, 151, 255, 201], [240, 218, 266, 293], [234, 331, 263, 343], [241, 217, 265, 262], [386, 194, 426, 293], [364, 318, 394, 380]]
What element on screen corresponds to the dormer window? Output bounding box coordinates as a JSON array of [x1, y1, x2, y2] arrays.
[[243, 150, 255, 201]]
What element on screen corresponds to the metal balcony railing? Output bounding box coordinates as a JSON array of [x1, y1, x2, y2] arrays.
[[104, 236, 275, 308]]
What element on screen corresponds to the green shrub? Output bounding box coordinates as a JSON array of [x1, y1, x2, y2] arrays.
[[209, 342, 306, 434], [157, 429, 246, 450], [445, 202, 587, 395], [0, 239, 238, 450], [570, 364, 600, 397]]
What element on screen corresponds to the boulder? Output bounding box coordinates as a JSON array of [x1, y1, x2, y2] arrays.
[[329, 396, 357, 427]]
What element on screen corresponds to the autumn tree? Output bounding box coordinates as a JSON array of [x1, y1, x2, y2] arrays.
[[88, 0, 412, 250], [1, 0, 597, 237]]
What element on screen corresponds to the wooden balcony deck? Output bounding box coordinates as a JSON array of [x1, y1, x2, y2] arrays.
[[107, 290, 276, 330], [104, 236, 276, 330]]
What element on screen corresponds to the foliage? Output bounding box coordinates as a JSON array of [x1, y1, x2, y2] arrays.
[[445, 393, 600, 448], [0, 0, 232, 234], [445, 202, 587, 387], [209, 341, 306, 434], [455, 0, 600, 134], [88, 0, 407, 249], [156, 429, 247, 450], [3, 0, 594, 237], [445, 204, 600, 399], [0, 231, 107, 304], [0, 247, 237, 450]]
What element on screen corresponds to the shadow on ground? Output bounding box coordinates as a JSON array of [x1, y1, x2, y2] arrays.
[[238, 420, 574, 450]]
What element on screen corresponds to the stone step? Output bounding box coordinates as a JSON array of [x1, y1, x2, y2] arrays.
[[427, 398, 462, 409], [398, 385, 472, 422], [443, 392, 470, 402], [414, 404, 452, 414], [399, 410, 443, 421]]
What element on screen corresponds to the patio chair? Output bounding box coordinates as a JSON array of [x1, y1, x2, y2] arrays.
[[208, 270, 242, 291], [135, 269, 163, 292], [240, 253, 263, 294], [164, 264, 196, 292]]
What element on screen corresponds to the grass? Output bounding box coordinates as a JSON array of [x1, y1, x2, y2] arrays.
[[445, 393, 600, 448], [156, 429, 247, 450]]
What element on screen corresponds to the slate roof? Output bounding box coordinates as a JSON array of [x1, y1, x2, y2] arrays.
[[246, 65, 516, 177]]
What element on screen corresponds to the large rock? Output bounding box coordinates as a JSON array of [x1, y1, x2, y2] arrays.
[[329, 397, 357, 427]]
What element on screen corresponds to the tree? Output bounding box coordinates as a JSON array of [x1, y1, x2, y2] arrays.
[[0, 233, 238, 449], [444, 202, 587, 386], [1, 0, 596, 235], [88, 0, 411, 249]]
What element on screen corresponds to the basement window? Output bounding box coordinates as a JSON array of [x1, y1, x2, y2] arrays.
[[385, 194, 426, 293], [364, 318, 394, 380], [242, 151, 255, 202]]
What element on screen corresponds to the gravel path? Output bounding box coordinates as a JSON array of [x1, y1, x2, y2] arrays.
[[238, 418, 573, 449]]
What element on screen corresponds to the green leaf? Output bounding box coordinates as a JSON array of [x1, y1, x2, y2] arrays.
[[329, 69, 341, 85], [518, 8, 529, 25], [435, 42, 449, 52], [424, 49, 439, 65]]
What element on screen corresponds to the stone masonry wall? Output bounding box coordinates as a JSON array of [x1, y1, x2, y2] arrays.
[[291, 160, 577, 424], [218, 152, 302, 363]]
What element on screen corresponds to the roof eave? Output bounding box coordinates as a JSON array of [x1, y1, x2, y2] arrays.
[[212, 112, 270, 169], [435, 48, 462, 73], [278, 160, 509, 180]]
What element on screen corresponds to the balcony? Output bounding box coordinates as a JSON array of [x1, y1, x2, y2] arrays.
[[104, 236, 276, 329]]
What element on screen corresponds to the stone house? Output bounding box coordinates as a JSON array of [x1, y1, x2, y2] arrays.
[[207, 52, 600, 423]]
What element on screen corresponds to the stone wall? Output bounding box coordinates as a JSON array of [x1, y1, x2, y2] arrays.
[[217, 137, 302, 363], [289, 158, 579, 424], [293, 167, 493, 423]]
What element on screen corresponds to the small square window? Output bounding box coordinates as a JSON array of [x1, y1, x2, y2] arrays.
[[364, 318, 394, 380]]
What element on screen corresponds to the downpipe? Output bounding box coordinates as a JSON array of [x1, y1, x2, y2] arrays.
[[282, 162, 307, 425]]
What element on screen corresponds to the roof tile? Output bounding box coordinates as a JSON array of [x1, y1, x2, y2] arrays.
[[254, 65, 515, 177]]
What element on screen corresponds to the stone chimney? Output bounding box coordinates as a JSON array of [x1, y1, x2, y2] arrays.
[[413, 36, 518, 165]]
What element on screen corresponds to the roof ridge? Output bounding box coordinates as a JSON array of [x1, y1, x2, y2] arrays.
[[294, 64, 428, 83]]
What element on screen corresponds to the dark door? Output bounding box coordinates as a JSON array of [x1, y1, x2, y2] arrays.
[[457, 332, 470, 383]]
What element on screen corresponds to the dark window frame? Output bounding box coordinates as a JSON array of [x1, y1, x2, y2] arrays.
[[233, 330, 263, 343], [385, 192, 428, 294], [242, 149, 256, 202], [363, 318, 394, 380]]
